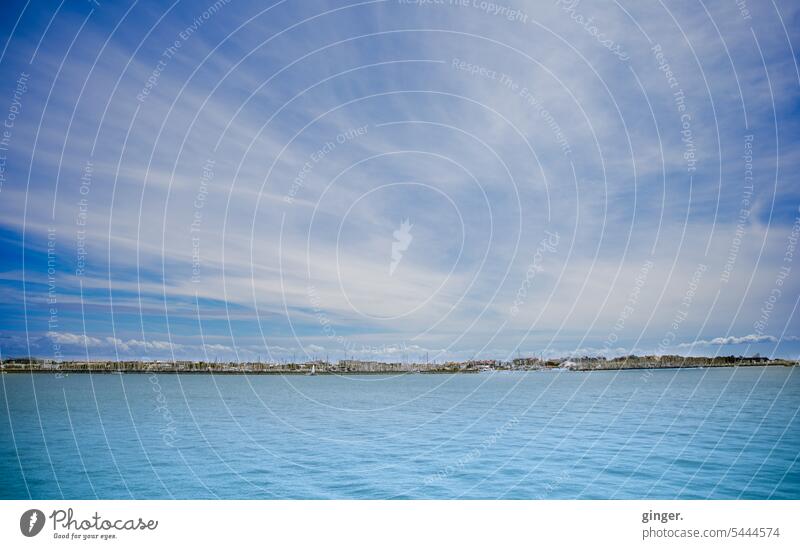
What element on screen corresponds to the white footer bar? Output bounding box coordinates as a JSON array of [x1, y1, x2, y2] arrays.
[[1, 500, 797, 548]]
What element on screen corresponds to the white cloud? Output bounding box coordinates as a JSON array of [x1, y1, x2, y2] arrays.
[[679, 334, 800, 347], [203, 343, 234, 353], [47, 332, 103, 347]]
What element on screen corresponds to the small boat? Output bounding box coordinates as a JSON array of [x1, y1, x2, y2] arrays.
[[308, 365, 316, 376]]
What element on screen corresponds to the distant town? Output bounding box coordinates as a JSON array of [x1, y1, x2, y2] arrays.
[[1, 354, 796, 374]]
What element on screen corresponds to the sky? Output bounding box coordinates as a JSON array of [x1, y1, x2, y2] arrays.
[[0, 0, 798, 363]]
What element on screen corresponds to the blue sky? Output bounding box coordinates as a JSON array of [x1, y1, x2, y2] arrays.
[[0, 0, 798, 362]]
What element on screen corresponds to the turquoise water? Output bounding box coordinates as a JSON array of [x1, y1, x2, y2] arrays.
[[1, 367, 798, 499]]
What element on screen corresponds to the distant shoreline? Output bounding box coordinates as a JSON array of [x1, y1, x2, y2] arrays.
[[0, 365, 795, 376], [1, 356, 796, 375]]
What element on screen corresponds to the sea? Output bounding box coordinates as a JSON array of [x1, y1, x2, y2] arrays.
[[1, 366, 798, 499]]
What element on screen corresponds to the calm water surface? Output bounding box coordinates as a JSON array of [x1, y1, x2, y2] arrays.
[[1, 367, 798, 499]]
